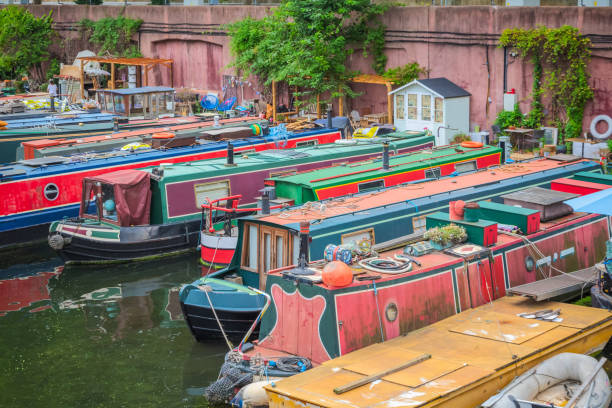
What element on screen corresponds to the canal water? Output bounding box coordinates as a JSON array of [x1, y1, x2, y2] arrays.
[[0, 245, 225, 408]]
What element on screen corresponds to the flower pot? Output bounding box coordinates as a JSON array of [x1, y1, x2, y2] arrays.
[[430, 240, 452, 250]]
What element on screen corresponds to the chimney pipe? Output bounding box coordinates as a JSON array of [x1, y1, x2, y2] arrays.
[[261, 188, 270, 215], [113, 117, 119, 132], [226, 142, 234, 166], [382, 141, 390, 170], [287, 221, 313, 276]]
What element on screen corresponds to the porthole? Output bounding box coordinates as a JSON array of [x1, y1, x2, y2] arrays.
[[525, 255, 535, 272], [44, 183, 59, 201], [385, 302, 398, 322]]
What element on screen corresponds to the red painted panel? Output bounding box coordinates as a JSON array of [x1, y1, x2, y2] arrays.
[[382, 169, 426, 187], [476, 153, 501, 168], [550, 178, 611, 196], [261, 285, 328, 363], [201, 247, 234, 265], [336, 271, 455, 355]]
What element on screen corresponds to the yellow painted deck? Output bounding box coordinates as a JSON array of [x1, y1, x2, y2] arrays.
[[265, 296, 612, 408]]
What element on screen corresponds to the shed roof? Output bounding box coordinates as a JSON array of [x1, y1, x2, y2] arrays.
[[96, 86, 175, 95], [389, 78, 470, 98]]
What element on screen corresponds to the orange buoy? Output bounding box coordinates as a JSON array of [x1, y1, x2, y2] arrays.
[[460, 141, 483, 148], [152, 132, 175, 139], [322, 261, 353, 288], [0, 121, 8, 127]]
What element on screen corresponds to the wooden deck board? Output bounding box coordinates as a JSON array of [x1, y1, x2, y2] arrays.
[[266, 297, 612, 408], [507, 267, 598, 301]]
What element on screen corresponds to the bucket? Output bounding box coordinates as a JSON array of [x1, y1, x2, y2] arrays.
[[463, 202, 480, 222]]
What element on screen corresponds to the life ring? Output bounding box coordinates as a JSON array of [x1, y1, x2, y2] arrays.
[[152, 132, 175, 139], [251, 123, 261, 136], [589, 114, 612, 140], [461, 141, 483, 148], [0, 121, 7, 127]]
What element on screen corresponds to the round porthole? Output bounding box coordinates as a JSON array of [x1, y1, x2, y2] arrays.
[[525, 255, 535, 272], [44, 183, 59, 201], [385, 302, 398, 322]]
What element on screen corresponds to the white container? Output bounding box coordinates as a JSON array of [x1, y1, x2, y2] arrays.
[[503, 93, 517, 111], [128, 66, 136, 75]]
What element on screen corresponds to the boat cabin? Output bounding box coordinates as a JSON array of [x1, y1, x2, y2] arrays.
[[79, 169, 152, 227], [389, 78, 470, 146], [95, 86, 175, 119]]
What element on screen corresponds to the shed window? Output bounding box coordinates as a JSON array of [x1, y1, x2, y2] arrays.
[[421, 95, 431, 121], [395, 94, 404, 119], [455, 160, 477, 173], [434, 97, 443, 123], [425, 167, 441, 179], [412, 215, 427, 235], [194, 180, 231, 209], [358, 179, 384, 192], [297, 140, 318, 147], [407, 94, 417, 120]]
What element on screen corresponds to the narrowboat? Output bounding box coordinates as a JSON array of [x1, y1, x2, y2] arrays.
[[200, 143, 502, 269], [0, 122, 341, 249], [180, 157, 603, 342], [48, 131, 434, 263]]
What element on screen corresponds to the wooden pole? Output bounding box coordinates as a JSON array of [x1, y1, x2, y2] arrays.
[[80, 59, 85, 100], [110, 63, 115, 90], [316, 94, 321, 119], [334, 353, 431, 394], [338, 85, 343, 117], [170, 62, 174, 88], [387, 83, 393, 124], [272, 80, 277, 123], [144, 66, 149, 87]]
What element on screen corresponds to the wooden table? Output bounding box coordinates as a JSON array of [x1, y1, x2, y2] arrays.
[[505, 127, 534, 151], [363, 112, 388, 125]]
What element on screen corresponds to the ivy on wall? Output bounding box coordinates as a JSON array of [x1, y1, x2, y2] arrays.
[[382, 62, 427, 86], [499, 26, 593, 141], [79, 16, 143, 58], [227, 0, 391, 105]]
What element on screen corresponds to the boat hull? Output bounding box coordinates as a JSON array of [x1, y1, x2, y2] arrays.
[[200, 232, 238, 270], [49, 219, 201, 264], [180, 279, 267, 341], [591, 284, 612, 310]]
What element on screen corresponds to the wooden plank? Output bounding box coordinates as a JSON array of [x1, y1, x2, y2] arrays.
[[383, 358, 466, 388], [342, 347, 426, 376], [507, 267, 598, 301], [333, 353, 431, 394]]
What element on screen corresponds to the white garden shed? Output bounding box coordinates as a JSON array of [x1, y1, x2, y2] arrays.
[[389, 78, 470, 146]]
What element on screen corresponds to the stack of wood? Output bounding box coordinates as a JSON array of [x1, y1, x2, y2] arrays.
[[285, 119, 315, 131]]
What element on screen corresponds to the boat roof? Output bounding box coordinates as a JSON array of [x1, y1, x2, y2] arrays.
[[144, 134, 433, 182], [96, 86, 175, 95], [269, 145, 500, 189], [257, 158, 596, 227]]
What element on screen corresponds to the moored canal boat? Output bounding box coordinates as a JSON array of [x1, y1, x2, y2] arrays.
[[48, 132, 434, 263], [180, 157, 603, 342]]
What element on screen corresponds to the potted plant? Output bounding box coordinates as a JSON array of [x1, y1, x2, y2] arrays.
[[424, 224, 467, 250]]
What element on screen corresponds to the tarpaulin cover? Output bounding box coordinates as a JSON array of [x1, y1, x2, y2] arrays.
[[82, 169, 151, 226]]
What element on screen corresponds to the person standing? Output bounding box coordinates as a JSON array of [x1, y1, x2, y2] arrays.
[[48, 79, 57, 111]]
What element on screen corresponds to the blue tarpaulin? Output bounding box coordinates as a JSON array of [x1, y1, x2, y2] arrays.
[[564, 187, 612, 216]]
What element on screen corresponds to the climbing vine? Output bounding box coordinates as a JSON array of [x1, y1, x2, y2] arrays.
[[227, 0, 390, 105], [382, 62, 427, 86], [0, 7, 53, 80], [79, 16, 143, 57], [499, 26, 593, 141]]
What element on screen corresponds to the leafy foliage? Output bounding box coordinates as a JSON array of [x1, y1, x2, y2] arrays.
[[79, 16, 143, 57], [0, 7, 53, 80], [74, 0, 103, 5], [499, 26, 593, 141], [494, 103, 524, 130], [227, 0, 390, 105], [383, 62, 426, 86]]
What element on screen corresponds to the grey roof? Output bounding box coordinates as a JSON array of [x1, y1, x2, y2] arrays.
[[96, 86, 174, 95], [389, 78, 470, 98]]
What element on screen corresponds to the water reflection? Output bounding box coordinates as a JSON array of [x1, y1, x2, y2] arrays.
[[0, 254, 226, 408]]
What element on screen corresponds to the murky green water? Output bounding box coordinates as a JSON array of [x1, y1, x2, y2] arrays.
[[0, 245, 225, 408]]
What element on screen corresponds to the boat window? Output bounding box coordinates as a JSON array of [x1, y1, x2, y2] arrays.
[[425, 167, 441, 179], [114, 95, 126, 114], [292, 234, 300, 264], [246, 225, 258, 270], [194, 180, 231, 209], [412, 215, 427, 235], [258, 226, 290, 286], [100, 183, 118, 222], [358, 179, 384, 192], [43, 183, 59, 201], [276, 236, 284, 268], [270, 168, 298, 178], [395, 95, 404, 120], [105, 94, 114, 112], [296, 140, 318, 148], [434, 97, 443, 123], [130, 94, 145, 115], [421, 95, 431, 121], [455, 160, 477, 173], [263, 232, 271, 273], [407, 94, 417, 120], [342, 228, 375, 246]]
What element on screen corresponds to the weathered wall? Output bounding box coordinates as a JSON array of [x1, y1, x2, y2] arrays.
[[24, 5, 612, 133]]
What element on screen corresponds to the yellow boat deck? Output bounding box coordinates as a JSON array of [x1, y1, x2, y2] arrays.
[[265, 296, 612, 408]]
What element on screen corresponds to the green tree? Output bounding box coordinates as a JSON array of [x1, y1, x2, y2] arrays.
[[0, 6, 53, 80], [227, 0, 390, 106], [79, 16, 143, 57]]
